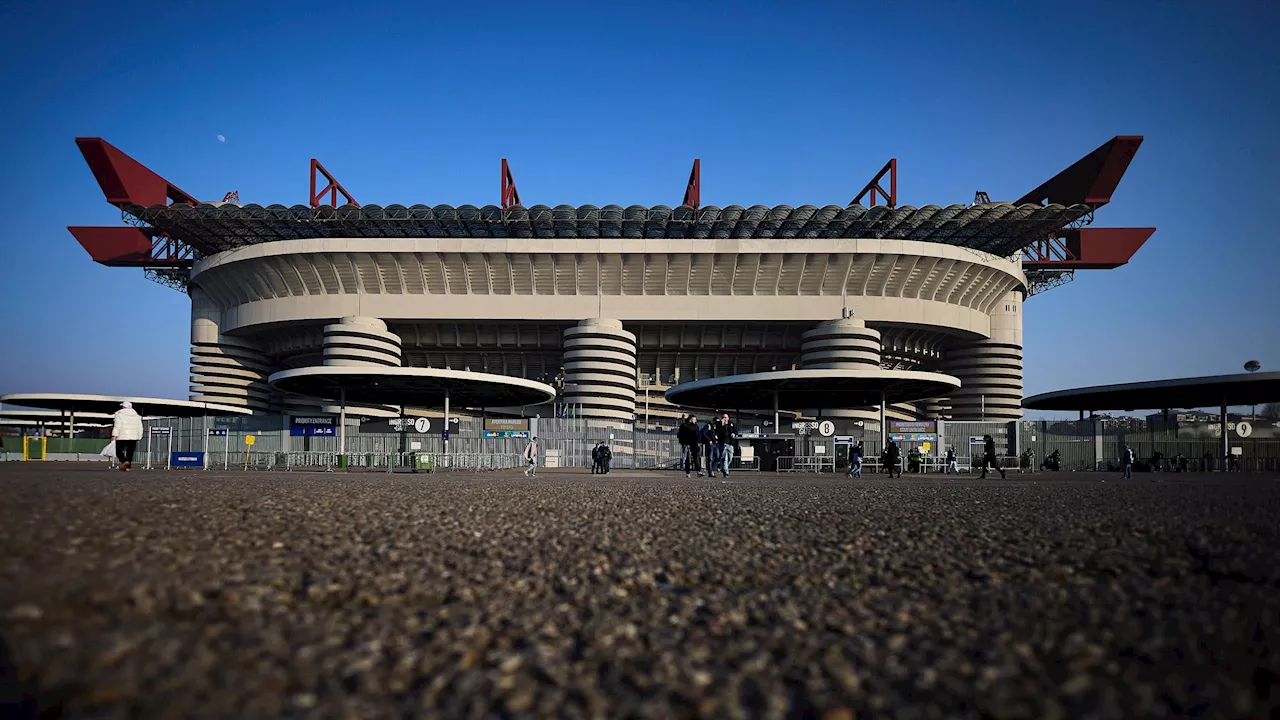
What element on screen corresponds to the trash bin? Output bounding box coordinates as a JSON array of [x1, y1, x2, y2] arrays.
[[415, 453, 434, 473]]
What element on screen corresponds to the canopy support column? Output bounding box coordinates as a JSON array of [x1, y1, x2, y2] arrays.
[[879, 391, 887, 454], [444, 388, 450, 458], [1220, 400, 1228, 473], [772, 387, 780, 436], [339, 387, 347, 469]]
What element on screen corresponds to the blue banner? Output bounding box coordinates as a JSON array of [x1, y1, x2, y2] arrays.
[[291, 416, 336, 436], [171, 452, 205, 468]]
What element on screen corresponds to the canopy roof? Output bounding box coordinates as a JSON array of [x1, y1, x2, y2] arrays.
[[128, 201, 1090, 259], [1023, 372, 1280, 411], [269, 367, 557, 409], [665, 368, 960, 412], [0, 393, 252, 418]]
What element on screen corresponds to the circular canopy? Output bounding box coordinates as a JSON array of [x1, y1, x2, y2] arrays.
[[1023, 371, 1280, 412], [664, 368, 960, 411], [0, 409, 114, 423], [0, 393, 252, 418], [269, 367, 557, 408]]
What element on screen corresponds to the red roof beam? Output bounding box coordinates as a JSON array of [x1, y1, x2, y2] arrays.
[[682, 159, 700, 209], [852, 159, 897, 207], [67, 226, 166, 267], [75, 138, 198, 209], [501, 159, 521, 208], [1021, 227, 1156, 270], [309, 159, 358, 208], [1015, 136, 1143, 208]]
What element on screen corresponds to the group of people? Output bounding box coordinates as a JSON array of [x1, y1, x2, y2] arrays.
[[843, 435, 1006, 479], [590, 442, 613, 474], [676, 413, 738, 478]]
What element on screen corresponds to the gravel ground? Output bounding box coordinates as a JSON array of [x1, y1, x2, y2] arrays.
[[1, 463, 1278, 719]]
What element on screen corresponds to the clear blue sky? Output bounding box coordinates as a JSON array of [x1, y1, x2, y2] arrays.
[[1, 0, 1276, 409]]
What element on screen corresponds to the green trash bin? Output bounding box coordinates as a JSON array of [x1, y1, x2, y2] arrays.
[[337, 454, 348, 469], [415, 453, 434, 473]]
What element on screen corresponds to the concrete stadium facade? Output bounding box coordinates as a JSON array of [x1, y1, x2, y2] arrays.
[[186, 236, 1026, 428]]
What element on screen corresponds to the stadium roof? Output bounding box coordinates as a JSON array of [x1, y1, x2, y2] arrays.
[[126, 201, 1091, 259], [1023, 372, 1280, 412]]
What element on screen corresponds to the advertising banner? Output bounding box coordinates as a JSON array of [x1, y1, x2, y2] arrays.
[[290, 416, 337, 437], [484, 418, 530, 432]]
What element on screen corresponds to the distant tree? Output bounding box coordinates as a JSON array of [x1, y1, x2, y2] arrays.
[[1262, 402, 1280, 421]]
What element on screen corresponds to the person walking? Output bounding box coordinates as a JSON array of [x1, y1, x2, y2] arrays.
[[885, 440, 902, 479], [713, 412, 737, 477], [523, 437, 539, 477], [978, 435, 1006, 479], [590, 442, 602, 474], [600, 443, 612, 474], [111, 401, 143, 471], [945, 446, 958, 475], [846, 442, 863, 478], [699, 418, 717, 477], [677, 415, 701, 478], [1121, 443, 1134, 480]]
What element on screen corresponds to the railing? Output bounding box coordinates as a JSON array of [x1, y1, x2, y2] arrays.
[[777, 456, 836, 473]]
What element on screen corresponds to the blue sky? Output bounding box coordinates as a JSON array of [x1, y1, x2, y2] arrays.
[[1, 0, 1276, 411]]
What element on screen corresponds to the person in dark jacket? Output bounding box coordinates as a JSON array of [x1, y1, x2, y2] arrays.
[[979, 435, 1006, 479], [677, 415, 701, 478], [593, 442, 609, 474], [699, 420, 717, 476], [713, 413, 738, 477], [600, 443, 612, 474], [884, 440, 902, 478]]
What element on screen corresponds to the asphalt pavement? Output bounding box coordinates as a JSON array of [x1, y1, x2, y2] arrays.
[[1, 463, 1278, 719]]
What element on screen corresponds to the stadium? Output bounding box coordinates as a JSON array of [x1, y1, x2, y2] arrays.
[[56, 135, 1155, 466]]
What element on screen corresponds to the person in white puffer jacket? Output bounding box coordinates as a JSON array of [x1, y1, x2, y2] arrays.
[[111, 401, 143, 471]]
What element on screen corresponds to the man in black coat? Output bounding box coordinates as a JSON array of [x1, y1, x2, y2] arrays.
[[979, 435, 1006, 479], [699, 419, 717, 477], [713, 412, 738, 477], [677, 415, 701, 478]]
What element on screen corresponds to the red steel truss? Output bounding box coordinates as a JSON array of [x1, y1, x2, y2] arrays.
[[852, 158, 897, 207], [682, 159, 701, 209], [309, 159, 358, 207], [501, 159, 521, 209]]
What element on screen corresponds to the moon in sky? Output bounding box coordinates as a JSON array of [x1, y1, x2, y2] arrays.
[[216, 134, 226, 143]]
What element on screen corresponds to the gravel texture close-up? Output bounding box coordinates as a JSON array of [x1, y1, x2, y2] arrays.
[[1, 463, 1278, 719]]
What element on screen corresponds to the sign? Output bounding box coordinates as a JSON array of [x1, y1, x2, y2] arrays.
[[1237, 422, 1253, 438], [890, 433, 936, 442], [817, 420, 836, 437], [791, 421, 818, 434], [834, 436, 855, 445], [738, 432, 765, 439], [291, 416, 336, 436], [921, 442, 932, 453], [484, 418, 529, 432], [208, 428, 228, 437], [150, 426, 171, 436], [387, 417, 431, 433], [481, 425, 527, 438], [889, 420, 937, 434], [170, 452, 204, 468], [245, 435, 256, 446], [442, 429, 449, 441], [410, 441, 422, 451], [814, 445, 826, 454]]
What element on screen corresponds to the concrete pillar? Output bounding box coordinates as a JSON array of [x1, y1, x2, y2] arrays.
[[562, 319, 637, 426], [798, 315, 883, 429], [942, 290, 1024, 420], [189, 285, 272, 412]]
